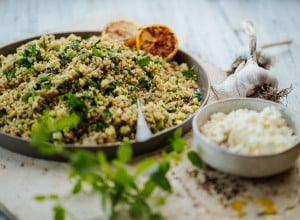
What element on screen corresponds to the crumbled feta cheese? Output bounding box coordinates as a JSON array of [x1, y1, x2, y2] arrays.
[[200, 106, 298, 155]]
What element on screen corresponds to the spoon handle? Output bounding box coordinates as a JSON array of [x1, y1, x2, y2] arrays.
[[136, 99, 152, 142]]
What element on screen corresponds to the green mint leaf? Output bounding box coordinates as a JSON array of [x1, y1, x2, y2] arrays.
[[150, 174, 171, 193], [135, 157, 156, 176], [53, 113, 80, 131], [3, 68, 16, 80], [165, 128, 186, 153], [137, 55, 150, 67], [149, 161, 171, 192], [158, 161, 170, 175], [141, 180, 156, 197], [155, 197, 166, 206], [149, 213, 164, 220], [69, 150, 97, 174], [31, 120, 52, 146], [114, 167, 136, 189], [53, 205, 65, 220], [97, 151, 108, 167], [49, 194, 59, 200], [117, 142, 132, 163], [130, 198, 149, 218], [171, 136, 186, 154], [187, 151, 203, 169], [72, 180, 82, 194], [35, 195, 46, 201]]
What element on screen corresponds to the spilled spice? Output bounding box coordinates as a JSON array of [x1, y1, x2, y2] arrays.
[[0, 163, 6, 169], [257, 196, 278, 216], [187, 165, 247, 200], [231, 200, 247, 217]]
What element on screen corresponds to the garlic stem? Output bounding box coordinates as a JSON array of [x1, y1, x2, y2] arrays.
[[242, 20, 257, 61]]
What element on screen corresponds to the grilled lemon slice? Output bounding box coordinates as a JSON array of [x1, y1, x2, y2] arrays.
[[102, 19, 139, 46], [136, 24, 179, 61]]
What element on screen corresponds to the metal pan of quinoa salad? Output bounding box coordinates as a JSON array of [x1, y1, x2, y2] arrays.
[[0, 31, 210, 160]]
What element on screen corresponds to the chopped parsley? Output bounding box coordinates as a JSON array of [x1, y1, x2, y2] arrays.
[[182, 66, 196, 80], [61, 93, 88, 118], [89, 121, 108, 132], [102, 108, 112, 118], [91, 48, 103, 57], [3, 68, 16, 80], [194, 89, 202, 102], [137, 55, 150, 68]]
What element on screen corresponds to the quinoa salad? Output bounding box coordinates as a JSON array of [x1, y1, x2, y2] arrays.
[[0, 34, 202, 144]]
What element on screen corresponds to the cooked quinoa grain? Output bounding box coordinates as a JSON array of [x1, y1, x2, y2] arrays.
[[0, 34, 201, 144]]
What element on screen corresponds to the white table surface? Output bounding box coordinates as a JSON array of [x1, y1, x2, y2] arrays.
[[1, 0, 300, 219]]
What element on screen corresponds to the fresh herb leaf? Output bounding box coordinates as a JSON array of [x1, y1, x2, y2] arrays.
[[187, 151, 203, 169], [53, 205, 65, 220], [17, 57, 32, 68], [117, 142, 132, 163], [3, 68, 16, 80], [31, 111, 80, 155], [149, 213, 164, 220], [135, 157, 156, 176], [33, 128, 190, 220], [167, 108, 177, 113], [69, 150, 97, 175], [165, 128, 186, 154], [150, 173, 171, 192], [195, 89, 202, 102], [102, 108, 112, 118], [25, 43, 40, 57], [62, 93, 87, 118], [90, 121, 108, 132], [35, 195, 46, 201], [72, 180, 82, 194], [92, 48, 103, 57], [182, 66, 196, 80], [53, 113, 81, 131], [104, 82, 116, 94], [150, 161, 171, 192], [49, 194, 59, 200], [21, 91, 36, 102], [141, 180, 156, 197], [138, 76, 146, 84], [69, 40, 80, 50], [137, 55, 150, 67], [130, 198, 149, 218]]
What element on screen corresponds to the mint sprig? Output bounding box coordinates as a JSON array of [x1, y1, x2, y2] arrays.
[[32, 112, 203, 220]]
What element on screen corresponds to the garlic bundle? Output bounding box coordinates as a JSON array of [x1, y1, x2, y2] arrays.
[[212, 21, 279, 100]]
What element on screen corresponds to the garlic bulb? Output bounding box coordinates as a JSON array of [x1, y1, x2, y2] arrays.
[[212, 21, 278, 100], [227, 47, 276, 75]]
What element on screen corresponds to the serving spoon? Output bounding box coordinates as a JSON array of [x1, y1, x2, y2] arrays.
[[135, 99, 153, 142]]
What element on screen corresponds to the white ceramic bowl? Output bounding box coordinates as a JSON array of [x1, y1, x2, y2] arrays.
[[192, 98, 300, 178]]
